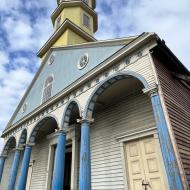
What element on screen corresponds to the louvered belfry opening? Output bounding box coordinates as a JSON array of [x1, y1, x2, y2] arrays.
[[42, 76, 53, 103]]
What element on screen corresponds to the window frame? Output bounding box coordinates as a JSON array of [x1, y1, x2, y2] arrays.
[[42, 75, 54, 103], [82, 13, 90, 29]]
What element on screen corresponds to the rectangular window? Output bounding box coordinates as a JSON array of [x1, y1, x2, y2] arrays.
[[83, 13, 90, 28]]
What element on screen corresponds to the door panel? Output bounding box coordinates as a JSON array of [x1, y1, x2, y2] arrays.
[[126, 142, 145, 190], [125, 136, 168, 190]]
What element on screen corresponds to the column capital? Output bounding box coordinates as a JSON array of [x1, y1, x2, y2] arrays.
[[25, 143, 35, 147], [13, 147, 24, 152], [55, 128, 67, 134], [143, 84, 158, 96], [77, 118, 94, 124]]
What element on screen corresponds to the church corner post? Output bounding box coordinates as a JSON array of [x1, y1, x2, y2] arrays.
[[78, 118, 94, 190], [143, 86, 184, 190], [51, 129, 67, 190], [17, 144, 33, 190]]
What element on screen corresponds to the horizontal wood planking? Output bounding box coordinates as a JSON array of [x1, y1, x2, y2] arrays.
[[153, 54, 190, 188], [0, 151, 14, 190], [29, 138, 49, 190], [91, 93, 156, 190]]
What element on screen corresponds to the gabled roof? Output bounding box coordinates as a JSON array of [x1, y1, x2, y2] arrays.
[[5, 35, 138, 130]]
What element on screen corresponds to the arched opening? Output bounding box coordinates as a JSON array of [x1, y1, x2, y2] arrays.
[[0, 137, 16, 190], [62, 100, 81, 190], [84, 73, 158, 189], [62, 100, 81, 128], [18, 129, 27, 147], [2, 136, 16, 156], [29, 116, 58, 143], [26, 116, 58, 190], [85, 72, 148, 118]]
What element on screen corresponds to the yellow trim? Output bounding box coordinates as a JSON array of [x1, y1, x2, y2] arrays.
[[37, 19, 96, 58]]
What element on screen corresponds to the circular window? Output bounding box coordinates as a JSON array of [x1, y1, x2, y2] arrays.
[[78, 53, 89, 70]]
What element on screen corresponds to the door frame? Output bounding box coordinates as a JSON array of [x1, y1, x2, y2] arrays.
[[116, 127, 169, 190]]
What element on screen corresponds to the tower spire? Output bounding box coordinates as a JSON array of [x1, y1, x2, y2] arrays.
[[37, 0, 98, 58]]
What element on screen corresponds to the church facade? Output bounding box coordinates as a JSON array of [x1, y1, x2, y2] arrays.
[[0, 0, 190, 190]]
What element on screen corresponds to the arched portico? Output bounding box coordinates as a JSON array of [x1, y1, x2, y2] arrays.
[[78, 71, 148, 190], [17, 116, 59, 190], [0, 136, 16, 189], [6, 129, 28, 190], [28, 115, 58, 143], [78, 71, 182, 190]]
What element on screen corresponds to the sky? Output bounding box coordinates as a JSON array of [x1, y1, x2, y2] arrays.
[[0, 0, 190, 151]]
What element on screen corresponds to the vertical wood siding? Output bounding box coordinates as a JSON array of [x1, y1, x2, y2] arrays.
[[153, 55, 190, 188], [91, 93, 156, 190]]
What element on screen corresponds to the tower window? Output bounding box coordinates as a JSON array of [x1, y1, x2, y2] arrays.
[[56, 16, 61, 29], [42, 76, 54, 103], [83, 13, 90, 28]]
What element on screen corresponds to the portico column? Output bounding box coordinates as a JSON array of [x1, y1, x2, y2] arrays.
[[0, 155, 6, 183], [7, 148, 22, 190], [52, 130, 66, 190], [17, 145, 32, 190], [144, 87, 183, 190], [78, 119, 93, 190]]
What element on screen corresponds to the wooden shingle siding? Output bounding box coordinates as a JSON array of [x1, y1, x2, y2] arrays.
[[91, 93, 156, 190], [153, 54, 190, 187]]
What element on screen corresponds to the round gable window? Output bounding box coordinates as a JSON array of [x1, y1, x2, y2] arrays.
[[78, 53, 89, 70]]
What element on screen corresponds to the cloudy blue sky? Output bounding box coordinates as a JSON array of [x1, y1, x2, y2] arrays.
[[0, 0, 190, 151]]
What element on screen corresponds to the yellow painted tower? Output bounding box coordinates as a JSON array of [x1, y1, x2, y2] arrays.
[[38, 0, 98, 58]]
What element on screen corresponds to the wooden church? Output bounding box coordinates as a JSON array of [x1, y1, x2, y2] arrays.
[[0, 0, 190, 190]]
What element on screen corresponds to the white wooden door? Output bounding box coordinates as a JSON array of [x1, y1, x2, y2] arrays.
[[125, 136, 167, 190]]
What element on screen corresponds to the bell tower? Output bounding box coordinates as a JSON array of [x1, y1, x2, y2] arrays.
[[37, 0, 98, 58]]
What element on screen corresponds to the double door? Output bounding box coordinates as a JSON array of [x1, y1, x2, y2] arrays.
[[125, 136, 168, 190]]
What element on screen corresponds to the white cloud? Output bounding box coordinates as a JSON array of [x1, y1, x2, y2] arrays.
[[0, 0, 190, 153], [95, 0, 190, 70], [0, 0, 21, 11]]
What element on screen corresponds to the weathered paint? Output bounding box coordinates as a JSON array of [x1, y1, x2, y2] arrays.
[[52, 132, 66, 190], [0, 156, 5, 183], [11, 44, 124, 125], [17, 146, 32, 190], [151, 94, 183, 190], [7, 150, 21, 190], [153, 54, 190, 188], [79, 121, 91, 190]]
